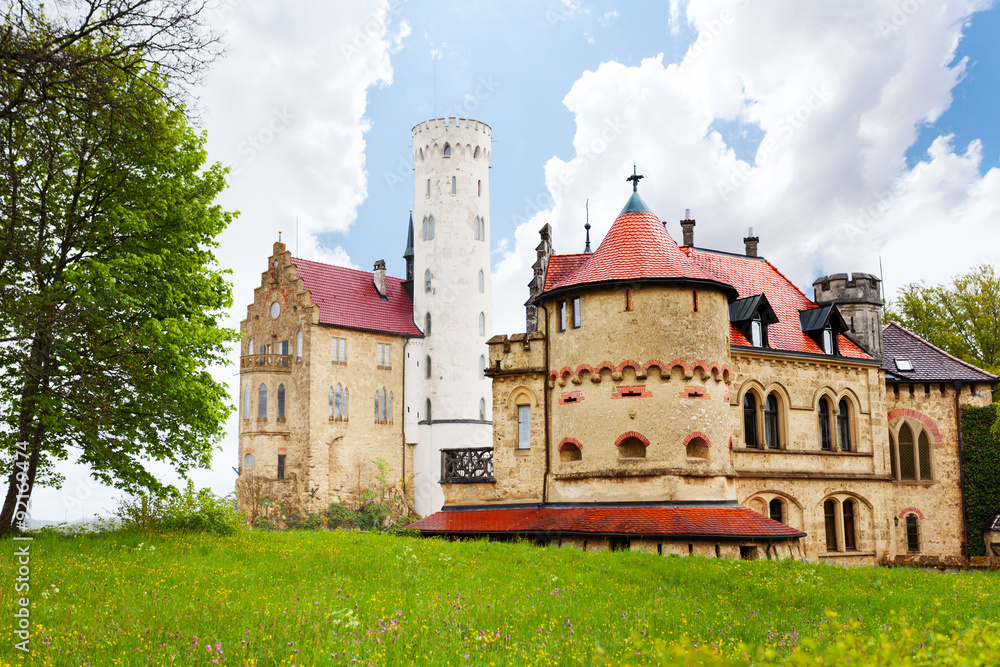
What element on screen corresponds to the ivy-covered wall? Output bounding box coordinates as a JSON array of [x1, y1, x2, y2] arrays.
[[962, 403, 1000, 557]]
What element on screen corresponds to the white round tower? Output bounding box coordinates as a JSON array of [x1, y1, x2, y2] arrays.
[[405, 117, 493, 516]]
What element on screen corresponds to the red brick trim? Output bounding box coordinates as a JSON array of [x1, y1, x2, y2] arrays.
[[667, 359, 687, 373], [575, 363, 594, 377], [559, 391, 585, 404], [683, 432, 711, 448], [611, 385, 653, 399], [898, 507, 924, 519], [643, 359, 666, 371], [887, 408, 942, 443], [617, 359, 641, 373], [615, 431, 650, 448], [679, 386, 710, 399], [558, 366, 574, 379], [547, 358, 731, 383], [593, 361, 617, 375], [559, 438, 583, 452]]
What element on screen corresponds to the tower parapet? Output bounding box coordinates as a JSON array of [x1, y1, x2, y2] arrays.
[[813, 272, 883, 360]]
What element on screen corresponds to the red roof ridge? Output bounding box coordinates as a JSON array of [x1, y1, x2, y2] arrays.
[[883, 321, 998, 380]]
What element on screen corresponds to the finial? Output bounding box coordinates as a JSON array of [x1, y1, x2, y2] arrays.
[[584, 198, 592, 253], [278, 229, 283, 242], [626, 164, 644, 192]]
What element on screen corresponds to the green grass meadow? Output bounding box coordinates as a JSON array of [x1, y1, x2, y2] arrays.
[[2, 530, 999, 666]]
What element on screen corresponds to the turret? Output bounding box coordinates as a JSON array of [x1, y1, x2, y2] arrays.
[[813, 272, 883, 360], [402, 210, 414, 298]]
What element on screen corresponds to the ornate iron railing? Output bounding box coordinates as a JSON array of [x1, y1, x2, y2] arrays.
[[240, 354, 293, 373], [441, 448, 494, 483]]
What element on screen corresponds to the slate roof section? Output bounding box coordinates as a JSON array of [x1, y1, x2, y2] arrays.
[[798, 304, 846, 333], [729, 293, 778, 325], [290, 257, 423, 337], [409, 505, 806, 539], [684, 248, 871, 360], [541, 197, 738, 298], [881, 321, 997, 383]]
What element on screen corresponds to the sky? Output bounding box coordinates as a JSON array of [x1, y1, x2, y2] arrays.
[[30, 0, 1000, 521]]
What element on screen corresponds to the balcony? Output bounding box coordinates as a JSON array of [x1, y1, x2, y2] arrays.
[[441, 448, 495, 484], [240, 354, 293, 373]]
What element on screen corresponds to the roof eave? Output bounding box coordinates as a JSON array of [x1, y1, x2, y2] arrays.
[[537, 276, 740, 304]]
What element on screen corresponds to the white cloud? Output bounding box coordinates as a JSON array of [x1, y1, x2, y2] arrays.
[[492, 0, 1000, 336]]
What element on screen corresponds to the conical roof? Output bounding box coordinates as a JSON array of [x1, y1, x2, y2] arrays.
[[542, 194, 737, 298], [403, 210, 414, 259]]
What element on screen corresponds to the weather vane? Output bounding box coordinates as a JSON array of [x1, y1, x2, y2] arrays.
[[626, 163, 644, 192]]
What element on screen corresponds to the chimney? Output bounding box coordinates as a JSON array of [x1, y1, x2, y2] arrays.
[[373, 259, 387, 298], [743, 227, 759, 257], [680, 209, 695, 247]]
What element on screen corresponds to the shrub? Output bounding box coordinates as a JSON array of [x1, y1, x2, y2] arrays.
[[325, 502, 359, 530], [115, 479, 245, 535], [287, 511, 325, 531]]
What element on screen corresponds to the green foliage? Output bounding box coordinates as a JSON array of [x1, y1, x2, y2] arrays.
[[0, 11, 237, 533], [115, 479, 245, 536], [885, 264, 1000, 376], [962, 404, 1000, 557], [325, 502, 360, 529], [3, 531, 999, 665], [287, 510, 325, 531]]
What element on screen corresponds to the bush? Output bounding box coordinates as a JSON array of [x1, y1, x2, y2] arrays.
[[356, 502, 390, 531], [252, 517, 278, 531], [115, 479, 245, 535], [325, 502, 359, 530], [287, 511, 325, 531]]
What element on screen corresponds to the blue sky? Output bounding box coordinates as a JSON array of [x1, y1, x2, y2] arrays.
[[30, 0, 1000, 520]]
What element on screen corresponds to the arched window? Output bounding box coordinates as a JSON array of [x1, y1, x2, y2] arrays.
[[277, 384, 285, 420], [751, 314, 763, 347], [479, 312, 485, 336], [479, 398, 486, 421], [764, 393, 780, 449], [328, 387, 334, 418], [479, 355, 485, 379], [824, 499, 838, 550], [451, 176, 456, 194], [618, 437, 646, 459], [258, 384, 267, 419], [768, 498, 784, 524], [743, 393, 758, 448], [443, 143, 451, 157], [334, 384, 343, 419], [842, 499, 857, 550], [243, 385, 251, 420], [244, 453, 255, 467], [686, 437, 709, 459], [517, 403, 530, 449], [296, 330, 303, 362], [898, 423, 915, 479], [560, 441, 582, 462], [426, 178, 430, 196], [905, 514, 921, 552], [474, 146, 481, 159], [425, 269, 432, 293], [387, 392, 393, 422], [248, 338, 254, 357], [426, 355, 432, 379], [918, 430, 931, 480], [822, 325, 834, 354], [380, 388, 387, 422], [889, 433, 898, 478], [478, 179, 482, 196], [419, 147, 424, 161], [474, 216, 480, 240], [426, 398, 432, 422], [428, 215, 434, 239], [478, 270, 485, 293], [837, 399, 851, 451], [818, 397, 832, 451], [425, 312, 431, 335], [374, 390, 381, 422]]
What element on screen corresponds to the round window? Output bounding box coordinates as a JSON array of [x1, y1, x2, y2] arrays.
[[244, 453, 255, 466], [270, 302, 280, 319]]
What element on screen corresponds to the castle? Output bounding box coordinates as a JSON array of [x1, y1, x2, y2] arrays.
[[237, 117, 997, 563]]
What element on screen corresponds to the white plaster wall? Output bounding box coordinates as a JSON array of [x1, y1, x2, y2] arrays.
[[407, 117, 494, 516]]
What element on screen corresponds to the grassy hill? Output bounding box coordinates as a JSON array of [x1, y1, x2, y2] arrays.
[[2, 530, 999, 665]]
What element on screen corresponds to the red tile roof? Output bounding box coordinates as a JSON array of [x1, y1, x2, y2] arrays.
[[882, 322, 998, 382], [291, 257, 423, 337], [409, 505, 805, 539], [542, 196, 736, 297], [684, 249, 871, 360]]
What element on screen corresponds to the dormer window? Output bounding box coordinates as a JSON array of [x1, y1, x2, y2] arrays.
[[751, 314, 763, 347], [822, 326, 833, 355], [798, 304, 846, 356], [729, 294, 777, 348]]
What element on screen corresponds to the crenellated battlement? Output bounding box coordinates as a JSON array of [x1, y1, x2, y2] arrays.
[[813, 272, 882, 306], [486, 332, 546, 375], [412, 117, 492, 137]]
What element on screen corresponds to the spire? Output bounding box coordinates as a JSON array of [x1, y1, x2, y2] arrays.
[[403, 209, 414, 259], [402, 209, 415, 297], [584, 199, 592, 253]]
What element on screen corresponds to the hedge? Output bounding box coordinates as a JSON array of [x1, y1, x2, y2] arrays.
[[962, 403, 1000, 557]]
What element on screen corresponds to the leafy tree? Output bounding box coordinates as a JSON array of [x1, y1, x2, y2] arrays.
[[885, 264, 1000, 376], [0, 15, 235, 535]]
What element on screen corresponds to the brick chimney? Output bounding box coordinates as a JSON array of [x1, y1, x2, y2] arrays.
[[743, 227, 759, 257], [373, 259, 387, 298], [680, 209, 695, 247]]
